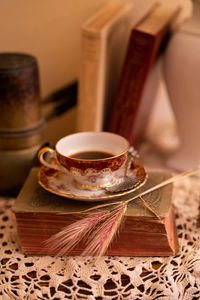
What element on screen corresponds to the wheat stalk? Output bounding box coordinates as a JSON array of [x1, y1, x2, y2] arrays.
[[82, 202, 127, 257], [44, 210, 109, 255]]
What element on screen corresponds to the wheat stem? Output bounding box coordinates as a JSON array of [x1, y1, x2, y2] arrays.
[[139, 196, 161, 219]]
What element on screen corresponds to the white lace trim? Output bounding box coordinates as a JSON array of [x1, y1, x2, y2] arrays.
[[0, 177, 200, 300]]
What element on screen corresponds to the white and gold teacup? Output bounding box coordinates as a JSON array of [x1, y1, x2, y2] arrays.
[[38, 131, 130, 189]]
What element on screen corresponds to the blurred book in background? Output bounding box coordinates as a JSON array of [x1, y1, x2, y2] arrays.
[[76, 0, 134, 132], [108, 4, 181, 146]]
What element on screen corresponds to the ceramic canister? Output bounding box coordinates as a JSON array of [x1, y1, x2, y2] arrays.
[[0, 53, 45, 194]]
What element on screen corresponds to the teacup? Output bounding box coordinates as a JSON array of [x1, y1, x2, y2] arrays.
[[38, 131, 130, 189]]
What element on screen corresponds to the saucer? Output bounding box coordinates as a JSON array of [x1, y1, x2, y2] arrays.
[[38, 160, 147, 202]]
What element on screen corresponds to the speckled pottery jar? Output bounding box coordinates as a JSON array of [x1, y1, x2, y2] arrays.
[[0, 53, 44, 194], [39, 132, 130, 189]]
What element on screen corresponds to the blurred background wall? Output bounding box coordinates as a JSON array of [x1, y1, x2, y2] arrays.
[[0, 0, 192, 145]]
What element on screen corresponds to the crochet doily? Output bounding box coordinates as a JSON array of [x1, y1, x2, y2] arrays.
[[0, 177, 200, 300]]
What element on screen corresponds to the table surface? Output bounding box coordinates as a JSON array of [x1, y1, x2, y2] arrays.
[[1, 126, 200, 300]]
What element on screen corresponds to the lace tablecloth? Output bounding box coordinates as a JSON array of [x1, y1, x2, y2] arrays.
[[1, 175, 200, 300]]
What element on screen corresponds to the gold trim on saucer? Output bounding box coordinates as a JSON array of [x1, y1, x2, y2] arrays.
[[74, 180, 107, 190], [37, 160, 147, 202]]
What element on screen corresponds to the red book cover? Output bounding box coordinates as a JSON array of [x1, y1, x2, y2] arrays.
[[108, 5, 180, 145]]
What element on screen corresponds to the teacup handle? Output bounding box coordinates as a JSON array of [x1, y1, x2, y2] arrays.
[[124, 147, 139, 174], [38, 147, 65, 172]]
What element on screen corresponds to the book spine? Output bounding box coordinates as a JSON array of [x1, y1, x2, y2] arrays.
[[77, 30, 102, 132], [108, 30, 157, 144]]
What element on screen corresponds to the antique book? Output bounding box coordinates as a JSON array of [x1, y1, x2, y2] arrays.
[[108, 4, 180, 145], [13, 168, 179, 256], [76, 0, 134, 132]]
